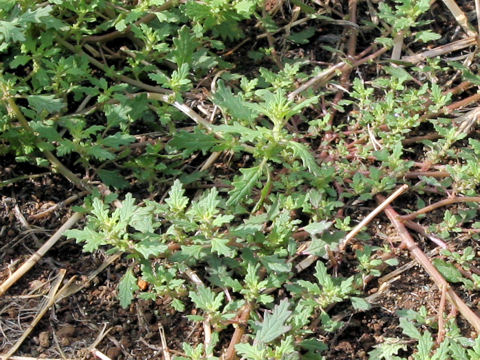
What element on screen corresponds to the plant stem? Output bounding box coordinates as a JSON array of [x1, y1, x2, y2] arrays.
[[224, 302, 252, 360], [339, 184, 408, 251], [0, 84, 90, 191], [378, 197, 480, 333], [399, 196, 480, 221]]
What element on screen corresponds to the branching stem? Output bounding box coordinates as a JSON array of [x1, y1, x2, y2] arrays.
[[378, 196, 480, 333], [399, 196, 480, 221]]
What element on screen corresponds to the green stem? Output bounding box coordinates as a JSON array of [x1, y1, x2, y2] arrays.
[[0, 172, 51, 188]]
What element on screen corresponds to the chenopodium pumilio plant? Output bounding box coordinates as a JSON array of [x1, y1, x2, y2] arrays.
[[65, 179, 298, 311], [170, 79, 326, 209]]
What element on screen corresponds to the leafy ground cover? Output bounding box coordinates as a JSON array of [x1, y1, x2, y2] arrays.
[[2, 0, 480, 359]]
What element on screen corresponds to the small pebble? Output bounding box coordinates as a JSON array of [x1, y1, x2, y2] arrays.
[[39, 331, 50, 348], [106, 347, 122, 359], [57, 324, 76, 338]]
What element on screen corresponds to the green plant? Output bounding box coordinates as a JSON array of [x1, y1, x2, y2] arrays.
[[4, 0, 480, 358], [356, 245, 398, 279]]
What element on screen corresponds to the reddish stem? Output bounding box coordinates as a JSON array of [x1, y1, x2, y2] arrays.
[[399, 196, 480, 221], [377, 196, 480, 333], [224, 302, 252, 360]]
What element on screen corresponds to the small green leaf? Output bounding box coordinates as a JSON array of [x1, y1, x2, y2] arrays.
[[188, 187, 220, 220], [100, 133, 136, 148], [27, 95, 65, 114], [165, 179, 189, 213], [416, 331, 434, 358], [288, 27, 316, 44], [65, 227, 105, 252], [169, 128, 217, 156], [432, 259, 464, 283], [351, 297, 371, 311], [287, 141, 321, 176], [189, 286, 224, 313], [172, 26, 198, 66], [368, 338, 408, 360], [211, 237, 234, 257], [0, 20, 25, 42], [135, 237, 168, 258], [88, 145, 115, 161], [227, 164, 264, 206], [97, 169, 129, 189], [235, 343, 265, 360], [399, 317, 421, 340], [385, 66, 412, 84], [118, 268, 139, 308], [9, 55, 31, 68], [303, 221, 333, 236], [212, 80, 257, 122], [171, 298, 185, 312], [415, 30, 441, 42], [255, 299, 292, 344]]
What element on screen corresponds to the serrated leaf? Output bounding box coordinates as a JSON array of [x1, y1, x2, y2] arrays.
[[211, 237, 234, 256], [104, 103, 131, 128], [165, 179, 189, 213], [296, 280, 321, 293], [432, 259, 464, 283], [188, 187, 220, 220], [65, 227, 105, 252], [0, 20, 25, 42], [449, 341, 468, 360], [385, 66, 412, 84], [212, 214, 234, 227], [305, 238, 329, 257], [415, 30, 441, 42], [148, 71, 170, 87], [351, 297, 371, 311], [416, 331, 434, 358], [9, 55, 31, 68], [171, 298, 185, 312], [227, 164, 264, 206], [214, 123, 263, 142], [30, 122, 61, 141], [117, 193, 136, 226], [97, 169, 129, 189], [129, 206, 155, 233], [235, 343, 265, 360], [169, 128, 217, 156], [135, 237, 168, 258], [287, 141, 321, 176], [189, 286, 224, 313], [87, 145, 115, 161], [212, 80, 256, 122], [303, 221, 333, 236], [172, 25, 198, 66], [118, 268, 139, 308], [21, 5, 53, 23], [27, 95, 65, 114], [255, 299, 292, 344], [314, 261, 332, 288], [100, 133, 136, 148], [368, 338, 408, 360], [288, 27, 316, 44], [399, 317, 421, 340], [260, 255, 292, 273]]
